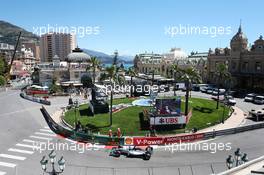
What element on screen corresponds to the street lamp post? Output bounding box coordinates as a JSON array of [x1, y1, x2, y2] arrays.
[[40, 150, 65, 175], [226, 148, 248, 169], [74, 99, 79, 130]]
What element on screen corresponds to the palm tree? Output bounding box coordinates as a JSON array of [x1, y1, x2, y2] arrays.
[[172, 61, 180, 96], [215, 63, 231, 109], [179, 67, 202, 115], [127, 67, 138, 97], [87, 56, 101, 83], [113, 50, 118, 66], [100, 51, 125, 126]]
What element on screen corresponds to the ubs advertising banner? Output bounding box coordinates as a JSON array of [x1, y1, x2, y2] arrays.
[[150, 115, 186, 125]]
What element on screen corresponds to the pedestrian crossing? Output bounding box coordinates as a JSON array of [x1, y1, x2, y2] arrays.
[[39, 129, 53, 133], [0, 162, 16, 168], [29, 135, 53, 141], [0, 125, 100, 174], [8, 148, 33, 155], [34, 132, 57, 137], [0, 126, 55, 174], [0, 154, 26, 161]]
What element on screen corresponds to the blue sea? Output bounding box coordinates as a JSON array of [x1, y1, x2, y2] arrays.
[[103, 63, 134, 70]]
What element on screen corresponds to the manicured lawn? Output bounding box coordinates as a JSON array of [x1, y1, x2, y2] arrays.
[[110, 97, 136, 105], [64, 97, 231, 136], [186, 98, 230, 130]]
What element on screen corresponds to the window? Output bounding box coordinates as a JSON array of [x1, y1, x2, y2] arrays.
[[242, 62, 249, 71], [232, 62, 236, 70], [255, 62, 261, 72], [74, 72, 79, 78], [215, 61, 219, 69]]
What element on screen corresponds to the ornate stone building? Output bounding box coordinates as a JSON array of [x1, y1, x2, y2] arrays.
[[135, 48, 207, 80], [207, 25, 264, 90]]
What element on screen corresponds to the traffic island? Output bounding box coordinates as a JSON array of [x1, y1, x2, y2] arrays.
[[63, 97, 231, 136]]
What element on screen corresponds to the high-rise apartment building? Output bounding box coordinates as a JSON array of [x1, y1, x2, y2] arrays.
[[40, 33, 76, 62]]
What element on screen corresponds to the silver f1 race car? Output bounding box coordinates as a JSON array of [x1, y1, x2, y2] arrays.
[[109, 146, 153, 160]]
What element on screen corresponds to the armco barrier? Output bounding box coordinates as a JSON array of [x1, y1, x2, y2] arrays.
[[203, 122, 264, 140], [20, 92, 51, 105], [40, 106, 124, 145], [125, 122, 264, 146]]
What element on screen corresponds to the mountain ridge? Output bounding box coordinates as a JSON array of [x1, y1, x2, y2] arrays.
[[0, 20, 134, 64], [0, 20, 39, 45]]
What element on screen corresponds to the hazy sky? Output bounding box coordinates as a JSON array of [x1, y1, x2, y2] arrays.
[[1, 0, 263, 55]]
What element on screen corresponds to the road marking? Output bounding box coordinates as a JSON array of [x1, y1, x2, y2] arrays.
[[65, 138, 77, 143], [0, 171, 6, 175], [35, 132, 56, 137], [22, 139, 36, 143], [16, 143, 39, 149], [0, 154, 26, 161], [40, 129, 53, 133], [8, 148, 34, 154], [22, 139, 46, 144], [44, 126, 50, 129], [0, 161, 16, 168], [30, 135, 53, 141]]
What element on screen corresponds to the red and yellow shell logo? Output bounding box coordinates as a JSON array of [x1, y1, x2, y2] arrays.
[[125, 137, 133, 145]]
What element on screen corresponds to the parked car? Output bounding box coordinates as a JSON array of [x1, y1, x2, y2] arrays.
[[254, 96, 264, 104], [226, 95, 236, 106], [192, 84, 200, 91], [200, 84, 215, 93], [212, 89, 226, 96], [206, 88, 214, 94], [109, 146, 153, 160], [244, 93, 257, 102], [200, 87, 208, 93]]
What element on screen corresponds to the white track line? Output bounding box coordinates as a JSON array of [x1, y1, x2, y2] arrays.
[[0, 154, 26, 161], [65, 138, 77, 143], [22, 139, 36, 143], [35, 132, 56, 137], [0, 171, 6, 175], [8, 148, 34, 155], [0, 161, 16, 168], [15, 143, 39, 149], [30, 135, 52, 141], [39, 129, 53, 133], [22, 139, 46, 144]]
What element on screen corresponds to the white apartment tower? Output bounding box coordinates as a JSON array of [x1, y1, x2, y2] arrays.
[[40, 33, 76, 62]]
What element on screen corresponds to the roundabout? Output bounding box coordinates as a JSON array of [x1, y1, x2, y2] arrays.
[[62, 97, 231, 136]]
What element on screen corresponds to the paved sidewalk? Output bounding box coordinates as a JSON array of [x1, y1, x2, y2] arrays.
[[217, 155, 264, 175], [46, 96, 87, 129], [198, 106, 247, 133]]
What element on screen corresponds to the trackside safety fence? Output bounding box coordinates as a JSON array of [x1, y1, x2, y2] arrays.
[[20, 92, 51, 105], [40, 106, 264, 146]]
